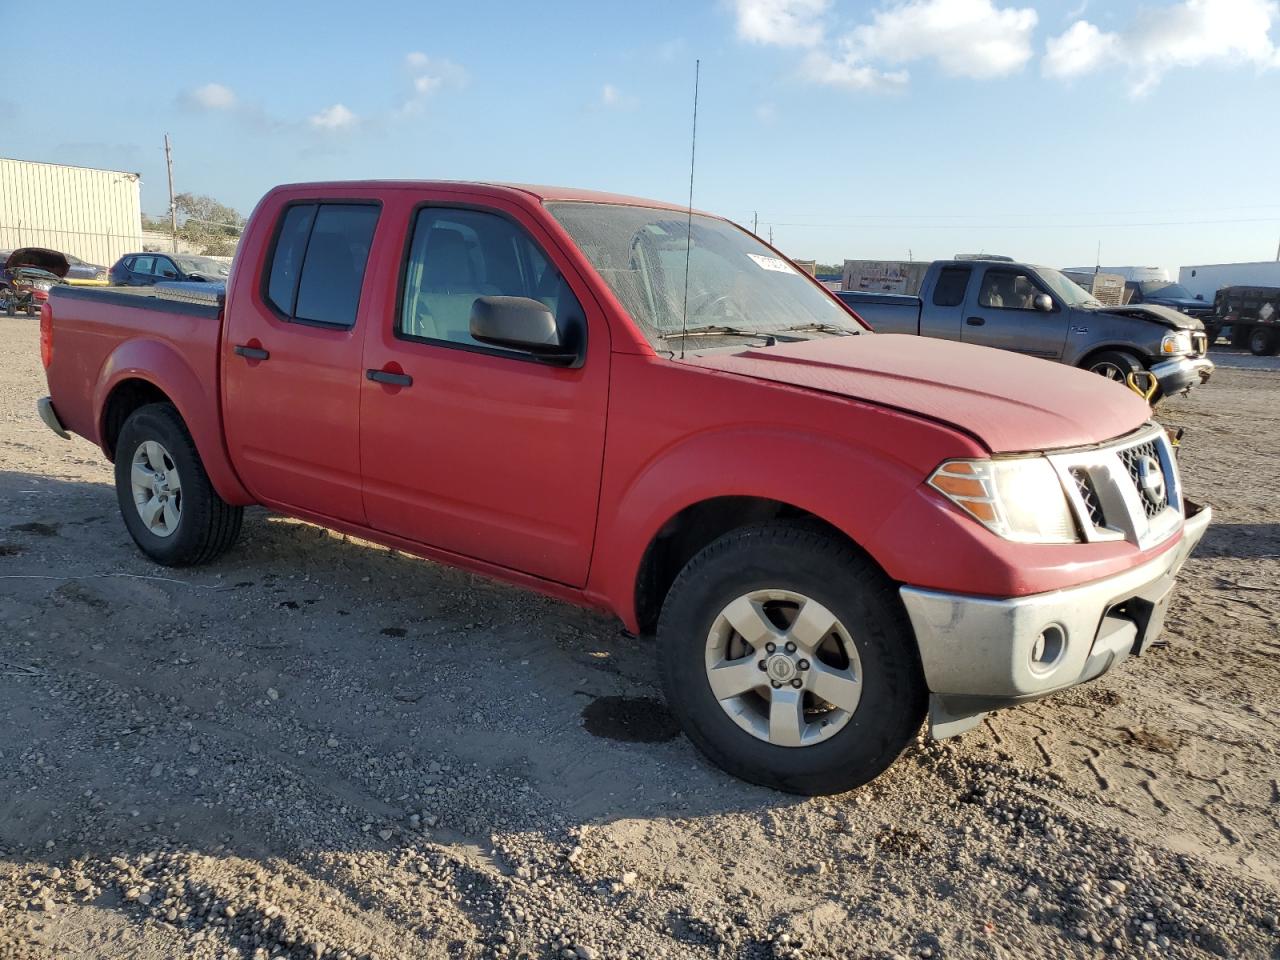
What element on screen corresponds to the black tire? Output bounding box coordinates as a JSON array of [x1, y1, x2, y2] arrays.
[[657, 522, 926, 795], [1085, 349, 1144, 384], [1248, 327, 1279, 357], [114, 403, 243, 566]]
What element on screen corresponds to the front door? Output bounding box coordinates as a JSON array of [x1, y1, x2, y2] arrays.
[[222, 200, 381, 523], [359, 198, 609, 586], [962, 267, 1068, 360]]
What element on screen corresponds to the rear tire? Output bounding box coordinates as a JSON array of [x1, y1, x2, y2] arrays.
[[1248, 327, 1279, 357], [114, 403, 243, 566], [657, 522, 926, 795]]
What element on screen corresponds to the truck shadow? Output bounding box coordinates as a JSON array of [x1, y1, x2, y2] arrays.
[[1196, 522, 1280, 560], [0, 468, 832, 863]]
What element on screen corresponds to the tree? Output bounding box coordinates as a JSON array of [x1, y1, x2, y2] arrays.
[[144, 194, 244, 257], [175, 194, 244, 257]]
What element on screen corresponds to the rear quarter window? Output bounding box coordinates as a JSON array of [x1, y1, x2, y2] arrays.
[[932, 267, 971, 307]]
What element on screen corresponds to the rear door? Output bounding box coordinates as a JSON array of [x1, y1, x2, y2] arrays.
[[222, 199, 381, 523], [129, 256, 156, 286], [358, 194, 609, 586], [961, 266, 1068, 359]]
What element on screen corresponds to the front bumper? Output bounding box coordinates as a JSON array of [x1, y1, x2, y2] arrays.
[[1151, 355, 1213, 396], [900, 502, 1212, 738]]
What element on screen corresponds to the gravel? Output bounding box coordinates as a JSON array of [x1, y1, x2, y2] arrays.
[[1, 319, 1278, 959]]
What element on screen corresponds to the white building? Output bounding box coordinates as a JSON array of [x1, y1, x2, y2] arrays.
[[0, 157, 143, 268], [1178, 261, 1280, 302]]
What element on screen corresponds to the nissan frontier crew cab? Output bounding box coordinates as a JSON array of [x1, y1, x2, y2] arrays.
[[37, 181, 1210, 795], [839, 258, 1214, 400]]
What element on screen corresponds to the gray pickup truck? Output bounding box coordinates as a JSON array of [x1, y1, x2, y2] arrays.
[[838, 259, 1213, 398]]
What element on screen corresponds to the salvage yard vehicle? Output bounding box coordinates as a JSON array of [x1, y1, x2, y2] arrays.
[[1, 247, 68, 316], [838, 258, 1213, 400], [1211, 285, 1280, 356], [37, 181, 1211, 795]]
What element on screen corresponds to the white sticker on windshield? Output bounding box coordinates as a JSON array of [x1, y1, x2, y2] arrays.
[[747, 253, 797, 275]]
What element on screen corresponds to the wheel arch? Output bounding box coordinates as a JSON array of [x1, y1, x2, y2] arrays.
[[94, 339, 253, 505], [1076, 343, 1153, 371]]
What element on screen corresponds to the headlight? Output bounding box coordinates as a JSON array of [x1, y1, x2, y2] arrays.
[[928, 458, 1079, 544], [1160, 331, 1191, 355]]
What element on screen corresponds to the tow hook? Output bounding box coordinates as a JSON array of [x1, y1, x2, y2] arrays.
[[1126, 370, 1159, 403]]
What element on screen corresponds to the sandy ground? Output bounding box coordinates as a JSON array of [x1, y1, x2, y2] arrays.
[[0, 315, 1277, 960]]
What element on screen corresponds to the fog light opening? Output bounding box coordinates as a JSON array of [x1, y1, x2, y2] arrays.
[[1030, 624, 1066, 674]]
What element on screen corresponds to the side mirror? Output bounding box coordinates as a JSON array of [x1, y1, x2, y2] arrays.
[[1195, 294, 1204, 301], [470, 296, 578, 365], [1033, 293, 1054, 312]]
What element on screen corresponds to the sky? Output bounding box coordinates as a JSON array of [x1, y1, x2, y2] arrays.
[[3, 0, 1279, 272]]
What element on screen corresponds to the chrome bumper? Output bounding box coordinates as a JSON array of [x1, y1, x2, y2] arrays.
[[37, 397, 70, 440], [1151, 355, 1213, 396], [901, 503, 1212, 739]]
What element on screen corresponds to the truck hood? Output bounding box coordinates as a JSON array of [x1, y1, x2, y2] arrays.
[[1094, 302, 1205, 330], [686, 334, 1152, 454]]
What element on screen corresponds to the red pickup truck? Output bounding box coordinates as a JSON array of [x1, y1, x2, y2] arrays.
[[37, 181, 1210, 795]]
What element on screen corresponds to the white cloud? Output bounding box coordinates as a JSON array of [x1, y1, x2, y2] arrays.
[[731, 0, 1036, 91], [1044, 0, 1280, 95], [732, 0, 830, 47], [844, 0, 1039, 79], [800, 50, 909, 90], [1044, 19, 1120, 78], [601, 83, 621, 105], [309, 103, 357, 131], [399, 52, 468, 115], [184, 82, 236, 111]]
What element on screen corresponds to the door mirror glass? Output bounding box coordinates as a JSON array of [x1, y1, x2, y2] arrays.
[[1033, 293, 1054, 312], [471, 296, 576, 363]]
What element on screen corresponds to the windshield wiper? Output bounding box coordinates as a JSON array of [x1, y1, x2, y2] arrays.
[[776, 322, 857, 335], [658, 325, 775, 343]]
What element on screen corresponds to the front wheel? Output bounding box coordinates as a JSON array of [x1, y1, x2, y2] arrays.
[[657, 522, 926, 795], [114, 403, 243, 566], [1249, 327, 1279, 357], [1086, 349, 1144, 383]]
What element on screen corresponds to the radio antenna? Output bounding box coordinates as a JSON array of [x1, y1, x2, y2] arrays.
[[679, 59, 700, 360]]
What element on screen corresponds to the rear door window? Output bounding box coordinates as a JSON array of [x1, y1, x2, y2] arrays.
[[264, 202, 380, 328], [132, 256, 155, 276]]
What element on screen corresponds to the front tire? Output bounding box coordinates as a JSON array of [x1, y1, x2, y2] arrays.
[[114, 403, 243, 566], [1086, 349, 1144, 383], [657, 522, 926, 795]]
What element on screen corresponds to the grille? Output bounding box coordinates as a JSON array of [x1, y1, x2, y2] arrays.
[[1070, 468, 1105, 528], [1117, 440, 1169, 518]]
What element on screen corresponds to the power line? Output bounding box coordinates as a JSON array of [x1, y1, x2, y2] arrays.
[[768, 216, 1280, 230]]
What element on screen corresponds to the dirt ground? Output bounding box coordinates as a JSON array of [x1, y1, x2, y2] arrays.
[[1, 315, 1277, 960]]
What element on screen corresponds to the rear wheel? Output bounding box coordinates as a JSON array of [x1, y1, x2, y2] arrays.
[[657, 522, 926, 795], [114, 403, 243, 566], [1249, 327, 1279, 357]]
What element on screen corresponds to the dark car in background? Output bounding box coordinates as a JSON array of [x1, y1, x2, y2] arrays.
[[109, 253, 230, 286], [1124, 281, 1214, 320]]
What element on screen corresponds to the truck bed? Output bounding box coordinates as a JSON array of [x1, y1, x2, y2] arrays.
[[836, 291, 922, 335], [44, 285, 225, 457]]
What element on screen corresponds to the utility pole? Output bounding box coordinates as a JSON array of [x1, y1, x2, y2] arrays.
[[1275, 233, 1279, 262], [164, 134, 177, 254], [768, 225, 773, 246], [752, 211, 758, 236]]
